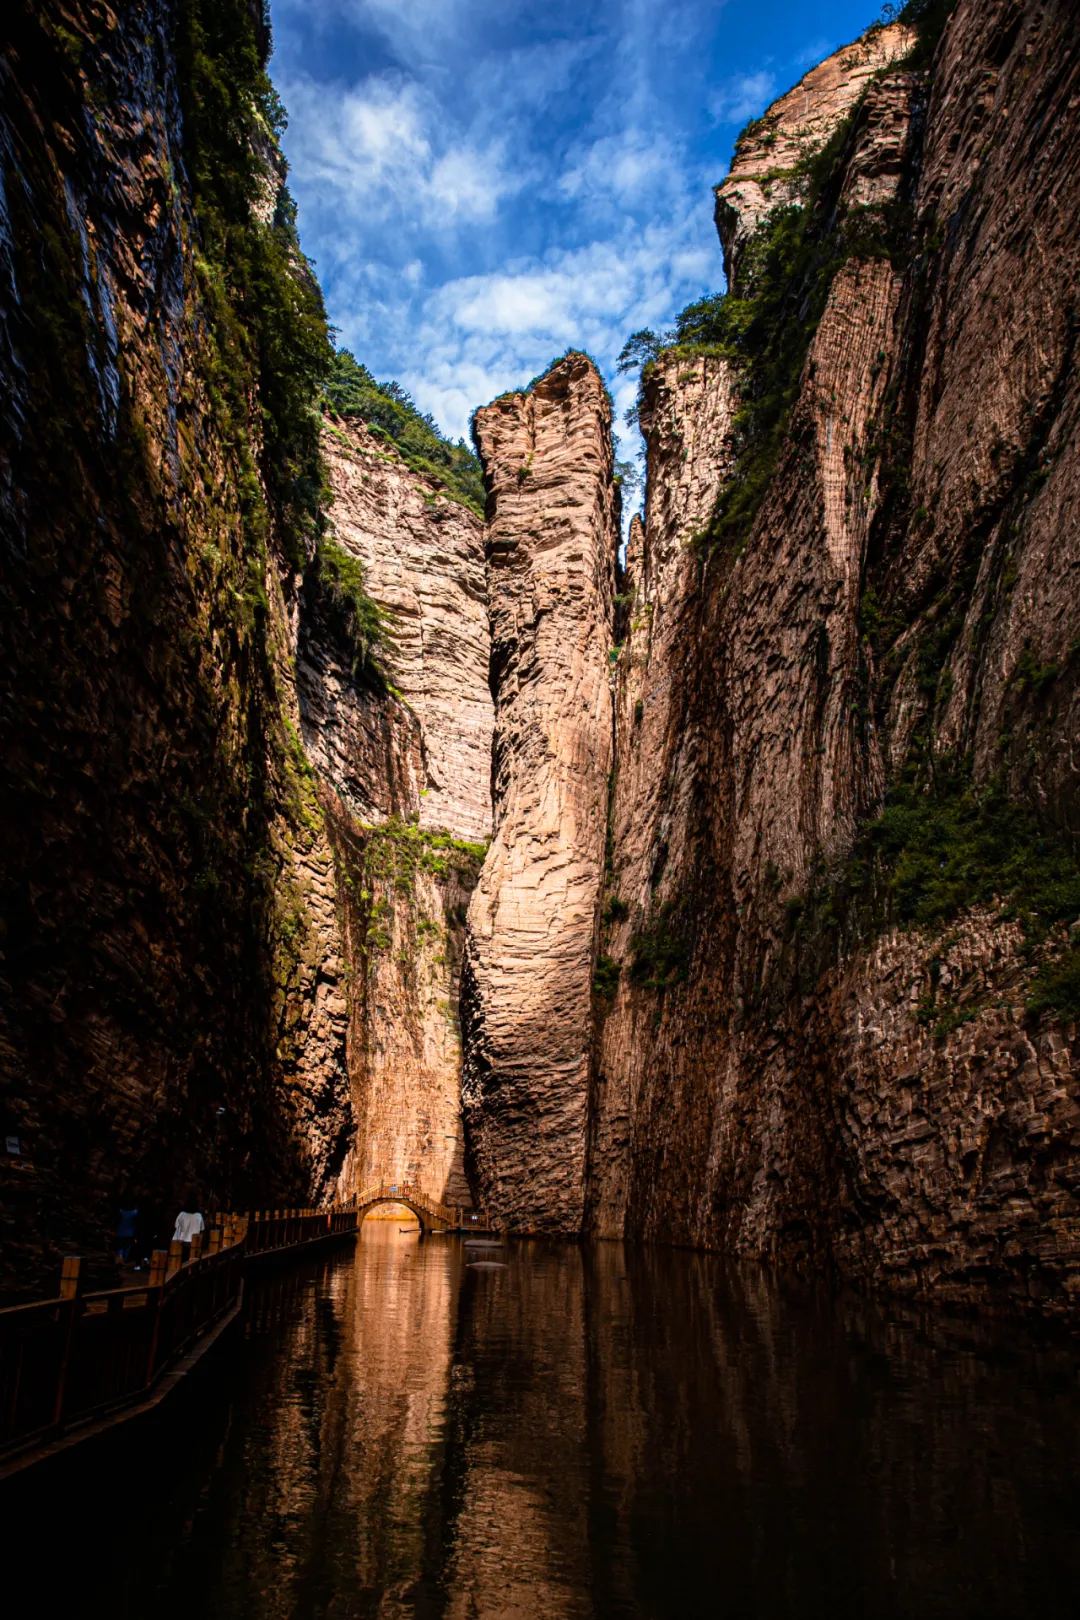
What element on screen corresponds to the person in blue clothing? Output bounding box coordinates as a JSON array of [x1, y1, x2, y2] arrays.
[[115, 1198, 139, 1262]]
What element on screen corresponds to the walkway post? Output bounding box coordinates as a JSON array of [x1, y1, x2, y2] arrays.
[[52, 1257, 82, 1429], [145, 1251, 168, 1384]]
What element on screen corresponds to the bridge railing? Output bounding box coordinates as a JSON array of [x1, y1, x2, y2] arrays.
[[0, 1229, 243, 1470]]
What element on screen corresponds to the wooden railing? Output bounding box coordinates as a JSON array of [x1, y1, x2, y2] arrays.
[[0, 1193, 445, 1471], [0, 1224, 244, 1470], [234, 1201, 358, 1258]]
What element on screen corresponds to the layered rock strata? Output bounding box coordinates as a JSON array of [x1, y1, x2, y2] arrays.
[[300, 420, 493, 1210], [586, 352, 739, 1235], [583, 2, 1080, 1315], [464, 355, 618, 1231], [714, 20, 914, 278], [313, 422, 493, 845]]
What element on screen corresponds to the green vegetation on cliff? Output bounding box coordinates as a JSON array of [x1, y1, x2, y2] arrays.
[[178, 1, 333, 569], [784, 764, 1080, 1022], [305, 536, 390, 686], [0, 0, 355, 1288], [325, 349, 485, 516], [620, 122, 905, 560], [330, 814, 487, 972], [619, 0, 957, 564]]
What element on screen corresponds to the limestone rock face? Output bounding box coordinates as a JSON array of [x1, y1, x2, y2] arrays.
[[464, 354, 618, 1232], [299, 421, 493, 1211], [714, 23, 914, 281], [591, 69, 915, 1244], [318, 423, 493, 844], [588, 352, 739, 1235], [323, 798, 480, 1211], [581, 0, 1080, 1316]]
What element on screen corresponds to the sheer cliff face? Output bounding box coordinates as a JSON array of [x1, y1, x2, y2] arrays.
[[586, 353, 739, 1235], [886, 0, 1080, 838], [460, 2, 1080, 1315], [464, 355, 618, 1231], [302, 421, 492, 1209], [0, 2, 354, 1295], [310, 423, 493, 846], [714, 21, 914, 280], [584, 0, 1080, 1315]]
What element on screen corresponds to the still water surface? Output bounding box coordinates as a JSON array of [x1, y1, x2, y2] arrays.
[[22, 1225, 1080, 1617]]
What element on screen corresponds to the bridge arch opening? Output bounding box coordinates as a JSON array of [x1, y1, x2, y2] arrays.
[[358, 1198, 429, 1231], [355, 1184, 461, 1234]]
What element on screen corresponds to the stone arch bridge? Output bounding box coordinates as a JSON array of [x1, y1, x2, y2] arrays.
[[356, 1181, 476, 1233]]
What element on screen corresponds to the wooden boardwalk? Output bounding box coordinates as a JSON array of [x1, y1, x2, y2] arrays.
[[0, 1201, 357, 1479], [0, 1188, 493, 1478]]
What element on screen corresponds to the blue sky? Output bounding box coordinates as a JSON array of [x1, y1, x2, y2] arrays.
[[269, 0, 883, 448]]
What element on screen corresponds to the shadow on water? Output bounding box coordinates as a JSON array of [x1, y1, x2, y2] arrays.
[[6, 1227, 1080, 1618]]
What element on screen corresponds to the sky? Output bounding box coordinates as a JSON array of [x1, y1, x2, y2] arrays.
[[268, 0, 885, 452]]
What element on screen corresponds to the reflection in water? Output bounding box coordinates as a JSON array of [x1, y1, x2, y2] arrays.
[[15, 1226, 1080, 1618]]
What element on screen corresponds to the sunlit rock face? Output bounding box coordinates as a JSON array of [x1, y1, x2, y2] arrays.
[[316, 422, 493, 846], [299, 421, 493, 1210], [463, 354, 619, 1232], [713, 22, 915, 282], [581, 0, 1080, 1316]]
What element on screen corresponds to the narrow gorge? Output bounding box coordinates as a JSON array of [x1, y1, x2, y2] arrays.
[[3, 0, 1080, 1328]]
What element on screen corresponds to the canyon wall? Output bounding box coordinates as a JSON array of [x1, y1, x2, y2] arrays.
[[0, 0, 359, 1297], [5, 0, 1079, 1323], [464, 355, 618, 1232], [0, 3, 494, 1296], [303, 419, 491, 1210], [586, 0, 1080, 1315], [467, 0, 1080, 1317]]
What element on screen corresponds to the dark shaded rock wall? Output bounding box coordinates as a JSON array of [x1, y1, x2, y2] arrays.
[[0, 2, 353, 1298]]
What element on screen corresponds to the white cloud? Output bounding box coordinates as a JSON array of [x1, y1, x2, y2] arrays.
[[559, 129, 685, 207], [390, 223, 715, 442], [272, 0, 739, 455], [708, 69, 777, 126], [278, 72, 519, 232]]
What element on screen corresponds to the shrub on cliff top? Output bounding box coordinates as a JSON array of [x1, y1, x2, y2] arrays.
[[618, 0, 957, 561], [877, 0, 958, 68], [325, 349, 485, 517]]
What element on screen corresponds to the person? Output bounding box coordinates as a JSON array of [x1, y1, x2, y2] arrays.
[[172, 1193, 205, 1254], [115, 1199, 139, 1262]]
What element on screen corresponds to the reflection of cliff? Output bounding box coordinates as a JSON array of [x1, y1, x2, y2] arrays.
[[300, 420, 493, 1207], [442, 1244, 593, 1618], [66, 1238, 1080, 1615]]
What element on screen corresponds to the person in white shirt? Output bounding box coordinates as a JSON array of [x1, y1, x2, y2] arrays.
[[172, 1198, 205, 1246]]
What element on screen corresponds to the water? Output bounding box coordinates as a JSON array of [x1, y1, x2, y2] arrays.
[[10, 1224, 1080, 1618]]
